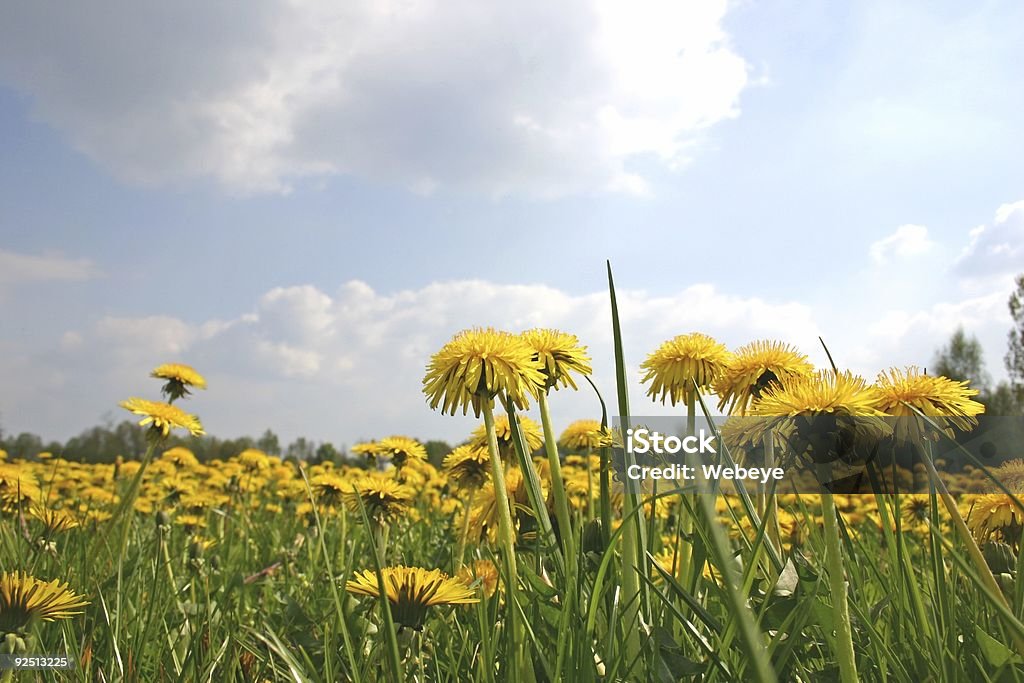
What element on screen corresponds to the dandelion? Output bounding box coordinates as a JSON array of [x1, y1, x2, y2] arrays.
[[641, 333, 733, 407], [376, 436, 427, 470], [457, 559, 500, 598], [714, 340, 814, 415], [520, 328, 592, 392], [422, 327, 545, 417], [31, 506, 79, 535], [351, 441, 382, 460], [346, 566, 478, 630], [558, 420, 614, 452], [968, 494, 1024, 545], [151, 363, 206, 402], [342, 477, 415, 525], [873, 366, 985, 444], [120, 397, 205, 439], [0, 572, 89, 634], [444, 445, 491, 490]]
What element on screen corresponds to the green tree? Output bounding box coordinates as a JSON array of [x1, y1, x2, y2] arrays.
[[932, 326, 991, 390], [256, 429, 281, 455], [1007, 274, 1024, 402]]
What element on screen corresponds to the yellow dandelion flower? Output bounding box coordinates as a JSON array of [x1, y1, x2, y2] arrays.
[[984, 460, 1024, 495], [151, 362, 206, 401], [752, 371, 885, 418], [558, 419, 614, 452], [0, 572, 89, 633], [423, 327, 545, 417], [376, 436, 427, 469], [173, 513, 207, 530], [519, 328, 592, 392], [874, 366, 985, 444], [641, 333, 733, 406], [310, 473, 349, 507], [236, 449, 273, 472], [351, 441, 382, 459], [751, 371, 890, 465], [120, 397, 204, 438], [457, 559, 500, 598], [968, 494, 1024, 544], [161, 447, 199, 468], [714, 340, 814, 415], [443, 445, 491, 490], [469, 414, 543, 461], [0, 466, 42, 512], [30, 506, 79, 534], [342, 477, 415, 524], [346, 566, 478, 630]]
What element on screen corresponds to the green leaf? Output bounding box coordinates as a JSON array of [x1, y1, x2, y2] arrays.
[[975, 625, 1021, 668]]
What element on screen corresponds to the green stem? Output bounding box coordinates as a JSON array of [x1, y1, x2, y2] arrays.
[[821, 485, 859, 683], [454, 488, 477, 571], [482, 401, 525, 678], [538, 392, 576, 565], [113, 439, 159, 645]]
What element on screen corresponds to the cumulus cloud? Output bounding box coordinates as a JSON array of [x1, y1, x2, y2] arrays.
[[954, 200, 1024, 279], [0, 0, 748, 197], [4, 279, 825, 444], [869, 224, 934, 264], [0, 249, 101, 285]]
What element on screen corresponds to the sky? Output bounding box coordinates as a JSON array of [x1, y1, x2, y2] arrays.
[[1, 0, 1023, 448]]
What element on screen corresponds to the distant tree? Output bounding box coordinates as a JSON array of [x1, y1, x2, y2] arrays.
[[424, 440, 452, 468], [6, 432, 44, 459], [256, 429, 281, 455], [1007, 274, 1024, 402], [932, 327, 991, 391], [286, 437, 315, 461], [314, 442, 340, 464]]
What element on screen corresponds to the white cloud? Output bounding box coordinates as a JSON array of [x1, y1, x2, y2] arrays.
[[3, 279, 825, 444], [869, 224, 934, 264], [0, 249, 101, 285], [955, 200, 1024, 279], [0, 0, 747, 197]]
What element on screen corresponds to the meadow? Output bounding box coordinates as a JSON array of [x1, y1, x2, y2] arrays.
[[2, 268, 1022, 682]]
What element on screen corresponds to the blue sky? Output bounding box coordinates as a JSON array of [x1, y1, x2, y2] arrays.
[[1, 0, 1022, 447]]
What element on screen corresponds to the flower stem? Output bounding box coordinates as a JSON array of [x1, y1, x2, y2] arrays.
[[454, 488, 477, 571], [481, 401, 526, 678], [820, 484, 858, 683]]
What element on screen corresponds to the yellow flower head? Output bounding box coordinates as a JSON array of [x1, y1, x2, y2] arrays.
[[443, 445, 491, 490], [519, 328, 592, 392], [31, 506, 79, 535], [346, 566, 478, 630], [751, 371, 890, 465], [342, 477, 415, 524], [641, 333, 733, 406], [151, 363, 206, 402], [160, 447, 199, 468], [751, 370, 885, 418], [351, 441, 382, 459], [968, 494, 1024, 544], [0, 465, 42, 512], [0, 572, 89, 633], [713, 340, 814, 415], [874, 366, 985, 444], [376, 436, 427, 469], [558, 419, 614, 452], [120, 398, 205, 438], [423, 328, 545, 417], [469, 414, 543, 462], [457, 559, 500, 598]]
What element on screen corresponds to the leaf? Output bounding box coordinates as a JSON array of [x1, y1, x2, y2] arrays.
[[975, 625, 1022, 667], [773, 558, 799, 598]]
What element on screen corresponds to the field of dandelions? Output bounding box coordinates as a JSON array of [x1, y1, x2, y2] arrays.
[[2, 267, 1023, 682]]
